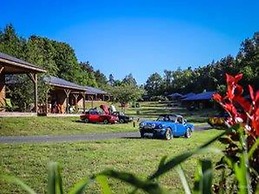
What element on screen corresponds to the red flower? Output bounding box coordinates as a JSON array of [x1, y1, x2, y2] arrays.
[[215, 73, 259, 137], [212, 93, 222, 102], [226, 73, 243, 85]]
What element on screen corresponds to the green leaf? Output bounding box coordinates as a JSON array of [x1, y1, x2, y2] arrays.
[[95, 175, 111, 194], [47, 162, 64, 194], [68, 177, 92, 194], [175, 165, 191, 194], [233, 127, 251, 194], [97, 169, 167, 194], [248, 137, 259, 160], [0, 174, 37, 194], [193, 160, 213, 194]]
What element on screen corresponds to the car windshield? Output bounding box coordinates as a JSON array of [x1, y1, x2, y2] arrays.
[[157, 115, 177, 122]]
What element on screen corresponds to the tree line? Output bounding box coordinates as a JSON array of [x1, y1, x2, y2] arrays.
[[144, 32, 259, 97], [0, 24, 144, 107], [1, 24, 258, 106]]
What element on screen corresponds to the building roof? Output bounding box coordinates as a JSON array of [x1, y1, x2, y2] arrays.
[[168, 93, 183, 98], [0, 52, 46, 74], [182, 92, 196, 99], [43, 76, 108, 94], [182, 91, 215, 101], [85, 86, 108, 95], [43, 76, 85, 91]]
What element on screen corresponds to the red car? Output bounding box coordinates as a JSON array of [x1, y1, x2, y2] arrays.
[[80, 107, 118, 124]]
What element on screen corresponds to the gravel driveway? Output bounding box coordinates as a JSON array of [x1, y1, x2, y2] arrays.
[[0, 125, 211, 144]]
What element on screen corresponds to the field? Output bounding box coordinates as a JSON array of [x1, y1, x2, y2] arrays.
[[0, 101, 223, 193]]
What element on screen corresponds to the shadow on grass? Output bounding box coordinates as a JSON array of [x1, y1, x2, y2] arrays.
[[121, 137, 142, 140]]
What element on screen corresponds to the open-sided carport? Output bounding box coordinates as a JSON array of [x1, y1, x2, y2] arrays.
[[43, 75, 87, 114], [0, 52, 46, 113]]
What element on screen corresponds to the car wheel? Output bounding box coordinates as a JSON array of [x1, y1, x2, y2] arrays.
[[185, 128, 192, 138], [119, 118, 124, 123], [83, 118, 89, 123], [165, 128, 172, 140], [140, 132, 145, 138], [103, 119, 109, 124]]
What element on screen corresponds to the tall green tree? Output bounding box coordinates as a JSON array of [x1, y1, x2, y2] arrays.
[[108, 74, 115, 86], [94, 70, 107, 88], [0, 24, 26, 59], [121, 73, 137, 86], [80, 61, 98, 87], [26, 36, 58, 75], [144, 73, 163, 96], [51, 41, 82, 84]]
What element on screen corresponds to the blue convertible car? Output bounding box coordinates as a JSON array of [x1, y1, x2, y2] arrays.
[[139, 114, 194, 140]]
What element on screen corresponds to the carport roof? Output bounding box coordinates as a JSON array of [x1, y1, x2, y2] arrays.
[[182, 91, 215, 101], [43, 76, 108, 94], [85, 86, 108, 95], [0, 52, 46, 74], [43, 76, 85, 91]]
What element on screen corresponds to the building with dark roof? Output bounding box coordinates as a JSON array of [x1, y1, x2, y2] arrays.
[[0, 52, 46, 113], [182, 91, 216, 110], [43, 76, 109, 113]]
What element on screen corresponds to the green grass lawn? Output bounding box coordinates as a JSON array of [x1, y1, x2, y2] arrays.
[[0, 129, 224, 194], [0, 116, 136, 136], [0, 101, 221, 193], [0, 101, 213, 136]]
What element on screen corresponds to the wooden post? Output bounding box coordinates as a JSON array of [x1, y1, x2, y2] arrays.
[[82, 92, 86, 113], [72, 93, 79, 113], [27, 73, 38, 113], [45, 89, 49, 114], [64, 89, 71, 113], [0, 67, 5, 110], [90, 95, 94, 108], [72, 94, 79, 105]]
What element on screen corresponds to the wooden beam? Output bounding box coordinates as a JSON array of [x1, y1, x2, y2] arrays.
[[81, 92, 86, 113], [45, 88, 50, 114], [64, 89, 71, 113], [34, 74, 38, 113], [27, 73, 36, 83], [72, 94, 79, 102], [0, 66, 4, 74]]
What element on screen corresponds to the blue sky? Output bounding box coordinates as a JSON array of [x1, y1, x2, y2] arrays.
[[1, 0, 259, 84]]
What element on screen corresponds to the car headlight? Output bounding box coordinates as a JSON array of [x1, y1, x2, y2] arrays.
[[139, 122, 145, 128], [158, 124, 165, 129]]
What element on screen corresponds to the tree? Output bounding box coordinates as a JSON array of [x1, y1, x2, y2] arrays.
[[108, 84, 144, 105], [79, 62, 98, 87], [51, 41, 82, 84], [121, 73, 137, 86], [0, 24, 26, 59], [94, 70, 107, 88], [26, 36, 58, 75], [144, 73, 163, 96], [108, 74, 115, 86]]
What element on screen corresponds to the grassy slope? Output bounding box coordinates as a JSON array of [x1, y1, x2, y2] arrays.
[[0, 130, 223, 194]]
